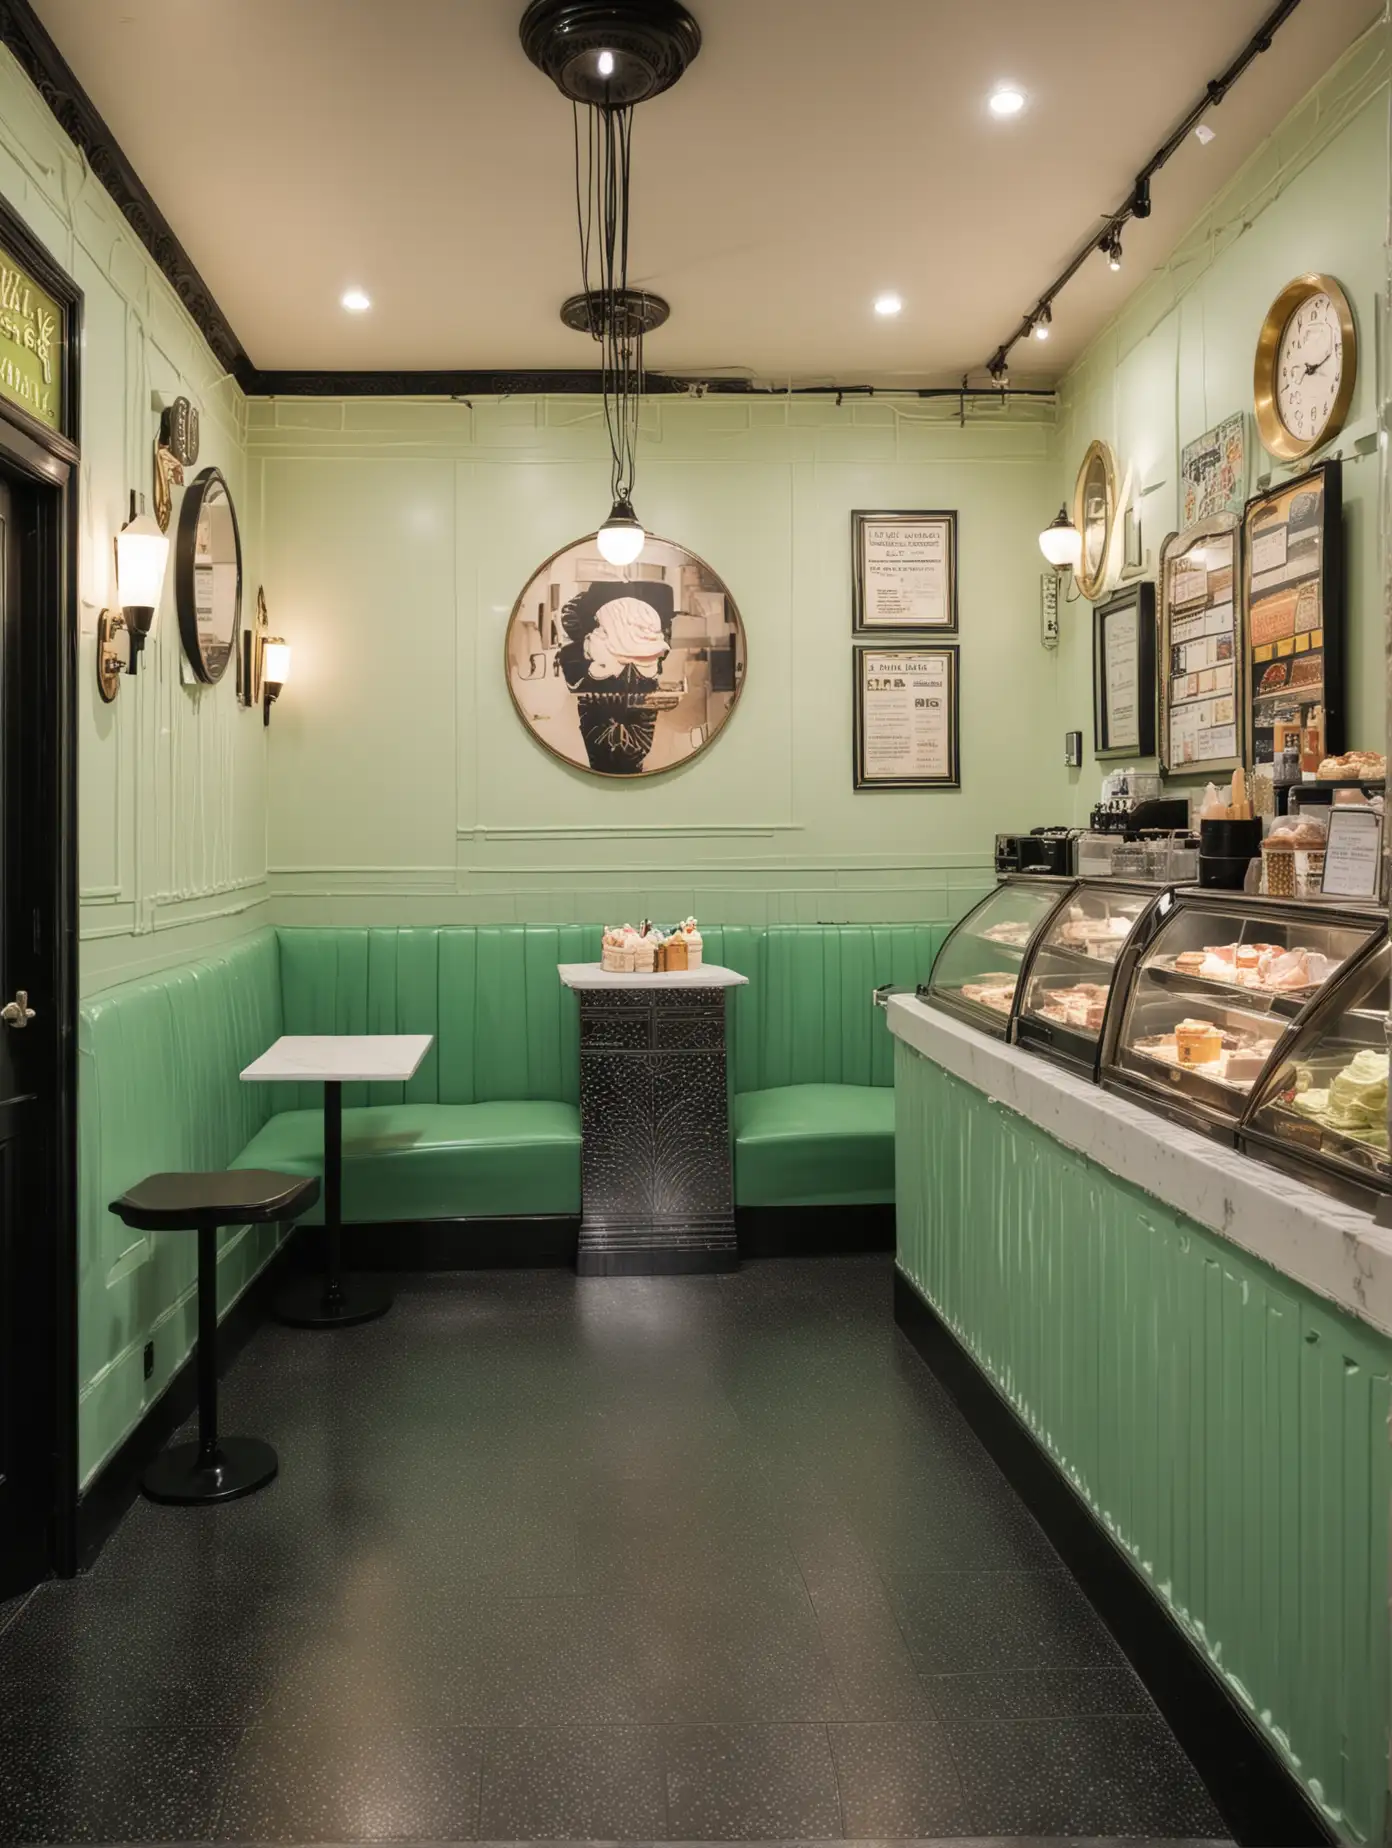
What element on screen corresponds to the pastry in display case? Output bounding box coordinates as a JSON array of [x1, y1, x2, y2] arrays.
[[1241, 941, 1390, 1206], [1103, 892, 1383, 1142], [1016, 883, 1171, 1076], [924, 875, 1077, 1039]]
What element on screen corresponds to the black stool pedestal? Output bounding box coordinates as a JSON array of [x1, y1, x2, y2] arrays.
[[109, 1170, 320, 1507]]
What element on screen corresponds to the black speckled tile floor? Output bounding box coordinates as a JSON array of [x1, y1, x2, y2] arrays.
[[0, 1256, 1231, 1843]]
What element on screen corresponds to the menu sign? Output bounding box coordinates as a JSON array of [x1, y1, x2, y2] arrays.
[[1241, 462, 1340, 770], [1159, 519, 1241, 775], [1321, 807, 1383, 901], [0, 247, 62, 434], [853, 645, 960, 789], [852, 511, 958, 632]]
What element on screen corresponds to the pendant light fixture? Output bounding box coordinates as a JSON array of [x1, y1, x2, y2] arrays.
[[522, 0, 701, 565]]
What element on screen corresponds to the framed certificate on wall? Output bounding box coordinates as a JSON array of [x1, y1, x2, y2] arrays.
[[1093, 581, 1156, 760], [851, 510, 958, 633], [853, 644, 960, 790]]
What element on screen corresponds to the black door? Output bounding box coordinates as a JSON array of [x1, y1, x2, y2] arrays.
[[0, 465, 54, 1596]]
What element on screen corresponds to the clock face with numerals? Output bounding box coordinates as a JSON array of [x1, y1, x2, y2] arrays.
[[1255, 275, 1357, 461]]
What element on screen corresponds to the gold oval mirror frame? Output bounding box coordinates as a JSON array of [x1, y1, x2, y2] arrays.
[[1072, 439, 1119, 603]]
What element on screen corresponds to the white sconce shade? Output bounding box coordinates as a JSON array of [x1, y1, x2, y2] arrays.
[[596, 498, 646, 566], [1039, 505, 1082, 571], [116, 510, 170, 623], [262, 640, 292, 686]]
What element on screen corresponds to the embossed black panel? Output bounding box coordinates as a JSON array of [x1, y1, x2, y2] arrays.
[[575, 988, 736, 1275]]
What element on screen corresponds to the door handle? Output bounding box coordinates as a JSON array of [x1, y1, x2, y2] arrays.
[[1, 990, 35, 1028]]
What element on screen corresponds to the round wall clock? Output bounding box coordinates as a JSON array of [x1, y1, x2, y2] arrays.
[[1254, 274, 1357, 461], [1072, 440, 1119, 602], [505, 531, 746, 778]]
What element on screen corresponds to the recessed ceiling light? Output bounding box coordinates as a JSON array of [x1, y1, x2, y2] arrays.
[[874, 293, 903, 317], [1194, 122, 1216, 145], [989, 85, 1026, 118], [341, 288, 371, 313]]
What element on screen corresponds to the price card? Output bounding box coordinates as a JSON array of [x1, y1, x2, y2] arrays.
[[1321, 807, 1383, 900]]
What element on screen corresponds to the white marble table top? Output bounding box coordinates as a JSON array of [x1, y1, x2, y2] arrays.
[[888, 993, 1392, 1338], [241, 1034, 434, 1084], [558, 962, 749, 991]]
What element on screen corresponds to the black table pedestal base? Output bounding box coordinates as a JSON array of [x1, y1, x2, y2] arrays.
[[143, 1435, 278, 1505], [273, 1272, 394, 1328], [575, 986, 739, 1278]]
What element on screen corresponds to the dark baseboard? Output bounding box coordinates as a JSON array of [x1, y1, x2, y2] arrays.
[[892, 1270, 1333, 1848], [74, 1241, 297, 1572], [739, 1203, 894, 1257], [341, 1217, 581, 1271]]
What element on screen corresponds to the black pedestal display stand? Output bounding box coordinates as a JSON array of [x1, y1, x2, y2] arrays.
[[574, 986, 738, 1276]]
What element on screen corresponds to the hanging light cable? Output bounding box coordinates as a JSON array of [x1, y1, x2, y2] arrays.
[[523, 0, 701, 565], [573, 98, 646, 563]]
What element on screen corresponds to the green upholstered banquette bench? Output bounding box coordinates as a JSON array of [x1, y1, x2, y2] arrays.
[[79, 924, 948, 1243]]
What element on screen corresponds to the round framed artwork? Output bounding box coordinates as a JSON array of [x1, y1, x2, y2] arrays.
[[505, 532, 747, 778], [176, 466, 243, 683]]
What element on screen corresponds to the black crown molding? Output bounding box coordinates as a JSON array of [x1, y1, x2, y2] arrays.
[[0, 0, 253, 383]]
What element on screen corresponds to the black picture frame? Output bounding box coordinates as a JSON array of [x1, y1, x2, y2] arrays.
[[851, 509, 958, 634], [1093, 581, 1156, 760], [1240, 458, 1342, 771], [853, 643, 960, 790], [175, 466, 243, 684]]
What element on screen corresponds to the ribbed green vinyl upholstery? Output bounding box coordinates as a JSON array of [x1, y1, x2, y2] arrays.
[[731, 924, 949, 1206], [271, 926, 603, 1112], [77, 932, 285, 1388]]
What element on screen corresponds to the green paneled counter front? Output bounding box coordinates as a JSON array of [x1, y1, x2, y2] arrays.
[[889, 994, 1392, 1846], [78, 921, 948, 1488]]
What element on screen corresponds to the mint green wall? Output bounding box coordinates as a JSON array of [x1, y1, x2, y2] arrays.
[[0, 49, 271, 998], [251, 398, 1063, 929], [895, 1039, 1392, 1846], [0, 46, 278, 1486], [1055, 29, 1388, 819]]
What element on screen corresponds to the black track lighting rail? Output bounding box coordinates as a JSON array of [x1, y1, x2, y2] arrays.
[[983, 0, 1305, 382]]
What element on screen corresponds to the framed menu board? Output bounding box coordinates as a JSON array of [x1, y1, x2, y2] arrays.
[[1241, 459, 1342, 771], [853, 644, 960, 789], [851, 511, 957, 633], [1158, 515, 1242, 776], [1092, 582, 1156, 760]]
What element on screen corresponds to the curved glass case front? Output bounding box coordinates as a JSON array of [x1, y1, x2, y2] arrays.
[[1242, 941, 1389, 1202], [1107, 894, 1380, 1137], [1017, 883, 1163, 1074], [927, 878, 1074, 1038]]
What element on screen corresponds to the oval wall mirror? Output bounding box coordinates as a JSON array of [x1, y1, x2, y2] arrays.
[[176, 466, 243, 683], [505, 531, 747, 777]]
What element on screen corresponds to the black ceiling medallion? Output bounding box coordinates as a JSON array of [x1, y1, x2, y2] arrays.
[[560, 289, 670, 337], [519, 0, 701, 105], [0, 0, 252, 383]]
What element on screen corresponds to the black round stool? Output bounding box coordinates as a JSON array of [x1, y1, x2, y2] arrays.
[[108, 1169, 321, 1505]]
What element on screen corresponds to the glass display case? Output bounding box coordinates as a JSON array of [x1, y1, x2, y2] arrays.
[[1103, 892, 1383, 1142], [924, 876, 1076, 1039], [1016, 882, 1171, 1077], [1240, 941, 1390, 1206]]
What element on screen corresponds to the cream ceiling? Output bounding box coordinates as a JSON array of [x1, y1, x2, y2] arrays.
[[32, 0, 1382, 384]]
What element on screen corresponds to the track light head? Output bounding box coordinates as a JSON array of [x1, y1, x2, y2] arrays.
[[1131, 175, 1152, 219], [1101, 231, 1123, 271]]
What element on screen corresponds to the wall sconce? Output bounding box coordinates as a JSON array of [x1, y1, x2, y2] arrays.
[[94, 608, 130, 703], [261, 638, 290, 726], [113, 491, 170, 675], [1038, 505, 1082, 572]]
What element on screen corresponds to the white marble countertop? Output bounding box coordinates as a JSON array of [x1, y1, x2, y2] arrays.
[[888, 993, 1392, 1337], [241, 1034, 434, 1083], [558, 962, 749, 990]]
